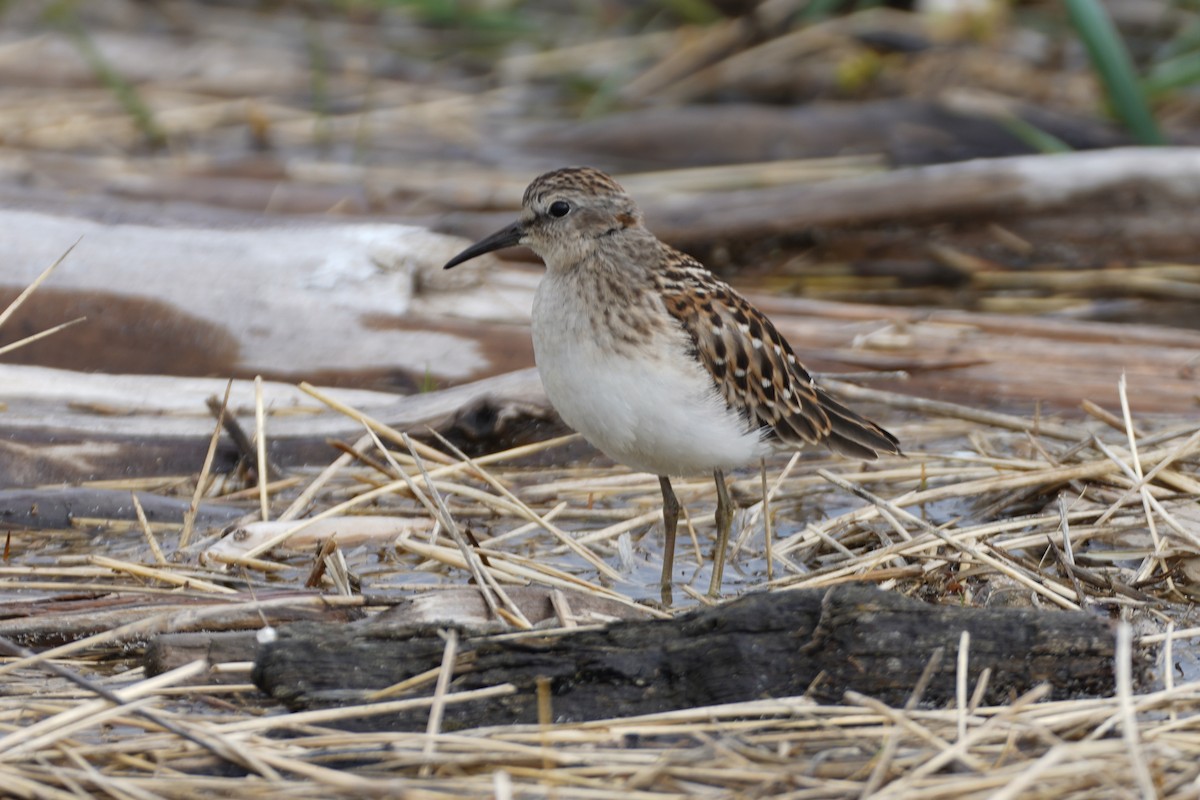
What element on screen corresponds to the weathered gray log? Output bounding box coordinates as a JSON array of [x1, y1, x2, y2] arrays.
[[145, 587, 652, 683], [527, 101, 1129, 169], [253, 584, 1120, 732], [0, 366, 562, 485], [0, 488, 246, 530], [5, 293, 1200, 486], [437, 148, 1200, 258], [1, 593, 364, 650], [649, 148, 1200, 245], [144, 631, 262, 685]]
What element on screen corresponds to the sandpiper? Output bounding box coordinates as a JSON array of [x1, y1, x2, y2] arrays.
[[445, 167, 899, 604]]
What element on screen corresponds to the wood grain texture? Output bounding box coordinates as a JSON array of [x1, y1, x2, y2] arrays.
[[253, 584, 1120, 732]]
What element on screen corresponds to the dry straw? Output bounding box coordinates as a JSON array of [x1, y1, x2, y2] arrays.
[[4, 368, 1199, 797]]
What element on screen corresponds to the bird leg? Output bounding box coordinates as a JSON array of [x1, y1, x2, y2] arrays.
[[708, 468, 733, 597], [658, 476, 681, 606], [761, 459, 774, 582]]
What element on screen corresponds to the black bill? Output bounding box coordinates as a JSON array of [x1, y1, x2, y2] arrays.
[[443, 220, 525, 269]]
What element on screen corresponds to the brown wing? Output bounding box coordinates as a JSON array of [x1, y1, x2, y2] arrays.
[[655, 248, 900, 459]]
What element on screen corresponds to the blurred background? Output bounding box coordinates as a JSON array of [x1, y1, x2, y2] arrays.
[[1, 0, 1199, 387]]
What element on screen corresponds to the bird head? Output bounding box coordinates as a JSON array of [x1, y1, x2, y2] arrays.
[[444, 167, 643, 271]]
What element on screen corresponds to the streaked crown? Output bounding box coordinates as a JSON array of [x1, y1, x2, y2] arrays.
[[522, 167, 627, 206], [517, 167, 648, 270]]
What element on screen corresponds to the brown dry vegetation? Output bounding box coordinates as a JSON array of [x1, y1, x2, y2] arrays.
[[2, 1, 1200, 797]]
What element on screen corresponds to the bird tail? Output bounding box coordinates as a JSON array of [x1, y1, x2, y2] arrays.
[[816, 388, 901, 460]]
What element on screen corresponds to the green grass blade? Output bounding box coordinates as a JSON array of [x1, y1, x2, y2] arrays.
[[996, 113, 1074, 154], [64, 19, 166, 148], [801, 0, 848, 23], [1065, 0, 1165, 145], [1143, 50, 1200, 99]]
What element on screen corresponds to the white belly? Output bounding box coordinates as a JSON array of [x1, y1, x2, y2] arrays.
[[532, 278, 768, 477]]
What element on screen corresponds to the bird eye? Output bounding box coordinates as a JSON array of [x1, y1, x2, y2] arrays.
[[548, 200, 571, 218]]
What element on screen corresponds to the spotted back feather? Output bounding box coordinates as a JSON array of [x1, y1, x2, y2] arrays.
[[655, 247, 900, 460]]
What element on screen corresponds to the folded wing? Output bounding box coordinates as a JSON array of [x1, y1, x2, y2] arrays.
[[655, 248, 900, 460]]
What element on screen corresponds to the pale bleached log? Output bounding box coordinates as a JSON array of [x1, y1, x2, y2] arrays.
[[203, 516, 435, 561]]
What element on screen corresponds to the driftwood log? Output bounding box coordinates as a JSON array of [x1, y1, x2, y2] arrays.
[[0, 487, 246, 530], [6, 146, 1200, 486], [145, 586, 652, 684], [1, 593, 365, 650], [5, 291, 1200, 485], [253, 584, 1119, 732], [0, 366, 570, 485]]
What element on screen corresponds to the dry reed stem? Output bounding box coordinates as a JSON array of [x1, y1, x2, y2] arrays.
[[815, 470, 1080, 609], [129, 493, 167, 566], [617, 156, 886, 195], [254, 374, 270, 522], [427, 427, 625, 582], [6, 372, 1200, 797], [397, 430, 533, 629], [0, 596, 363, 677], [232, 432, 580, 561], [279, 431, 374, 521], [3, 12, 1196, 788], [0, 316, 88, 358], [0, 664, 207, 761], [87, 555, 235, 594], [299, 381, 454, 465], [422, 629, 459, 770], [181, 381, 233, 548], [216, 684, 518, 734], [0, 240, 81, 332]]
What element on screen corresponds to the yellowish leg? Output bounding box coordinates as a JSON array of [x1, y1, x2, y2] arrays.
[[658, 475, 680, 606], [761, 459, 773, 582], [708, 468, 733, 598]]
